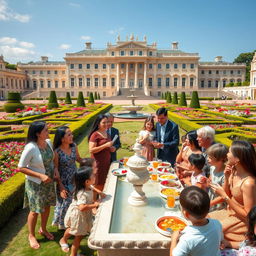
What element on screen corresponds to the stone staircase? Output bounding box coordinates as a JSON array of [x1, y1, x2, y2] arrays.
[[107, 88, 157, 100]]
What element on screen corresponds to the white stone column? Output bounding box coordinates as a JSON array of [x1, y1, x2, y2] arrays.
[[125, 63, 129, 88], [116, 63, 120, 95], [134, 63, 138, 88], [144, 63, 148, 96]]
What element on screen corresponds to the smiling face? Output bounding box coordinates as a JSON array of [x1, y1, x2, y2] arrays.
[[98, 117, 109, 130], [37, 125, 49, 141], [107, 116, 114, 129], [145, 121, 153, 131], [227, 147, 239, 166], [62, 128, 73, 145], [157, 114, 168, 125]]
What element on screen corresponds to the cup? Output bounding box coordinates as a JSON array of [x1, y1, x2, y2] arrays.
[[123, 157, 129, 166], [151, 173, 158, 181], [167, 195, 175, 208], [152, 161, 159, 169]]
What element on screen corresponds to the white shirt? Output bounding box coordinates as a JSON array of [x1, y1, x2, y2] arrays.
[[160, 121, 168, 144], [173, 219, 223, 256]]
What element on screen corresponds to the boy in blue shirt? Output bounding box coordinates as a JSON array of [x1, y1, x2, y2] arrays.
[[170, 186, 223, 256]]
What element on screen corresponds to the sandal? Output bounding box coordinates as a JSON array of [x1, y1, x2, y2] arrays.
[[59, 240, 69, 253], [38, 229, 54, 240], [28, 235, 40, 250]]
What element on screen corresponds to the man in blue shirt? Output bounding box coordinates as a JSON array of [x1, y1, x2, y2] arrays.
[[153, 107, 179, 166]]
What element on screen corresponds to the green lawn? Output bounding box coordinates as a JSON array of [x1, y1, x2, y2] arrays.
[[0, 109, 186, 255]]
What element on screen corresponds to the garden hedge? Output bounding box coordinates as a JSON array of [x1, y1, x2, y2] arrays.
[[77, 92, 86, 107], [48, 91, 59, 109]]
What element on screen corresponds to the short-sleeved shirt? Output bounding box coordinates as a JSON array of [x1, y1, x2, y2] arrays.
[[191, 171, 206, 186], [173, 219, 223, 256]]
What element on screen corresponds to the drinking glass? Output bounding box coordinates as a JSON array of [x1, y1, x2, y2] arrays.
[[167, 195, 175, 208]]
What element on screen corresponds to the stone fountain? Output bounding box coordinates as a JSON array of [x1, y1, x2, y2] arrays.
[[126, 139, 149, 206]]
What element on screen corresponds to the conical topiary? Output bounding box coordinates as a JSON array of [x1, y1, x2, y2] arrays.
[[169, 92, 172, 102], [48, 91, 59, 109], [88, 92, 95, 103], [161, 93, 164, 99], [164, 92, 167, 99], [179, 92, 187, 106], [65, 92, 72, 104], [172, 92, 178, 104], [3, 92, 24, 113], [94, 92, 97, 100], [97, 92, 100, 100], [189, 91, 201, 108], [77, 92, 85, 107], [166, 92, 172, 103]]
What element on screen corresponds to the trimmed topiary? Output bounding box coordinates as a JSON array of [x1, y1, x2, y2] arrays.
[[179, 92, 187, 106], [88, 92, 95, 103], [94, 92, 97, 100], [77, 92, 85, 107], [166, 92, 172, 103], [169, 92, 172, 102], [97, 92, 100, 100], [65, 92, 72, 104], [48, 91, 59, 109], [172, 92, 178, 104], [190, 91, 201, 108], [3, 92, 24, 113]]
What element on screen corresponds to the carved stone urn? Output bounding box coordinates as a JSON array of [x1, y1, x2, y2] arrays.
[[126, 139, 149, 206]]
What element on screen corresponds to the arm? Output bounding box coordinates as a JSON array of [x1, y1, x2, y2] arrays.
[[113, 129, 121, 150], [170, 231, 180, 256], [78, 200, 100, 211], [89, 140, 113, 154], [90, 185, 106, 198], [176, 144, 187, 163], [164, 125, 180, 149], [210, 196, 224, 206], [19, 167, 52, 183], [75, 145, 82, 163]]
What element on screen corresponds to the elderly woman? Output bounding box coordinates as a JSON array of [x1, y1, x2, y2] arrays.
[[18, 121, 57, 249], [209, 141, 256, 249]]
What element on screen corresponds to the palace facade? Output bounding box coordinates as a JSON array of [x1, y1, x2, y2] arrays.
[[0, 36, 249, 99]]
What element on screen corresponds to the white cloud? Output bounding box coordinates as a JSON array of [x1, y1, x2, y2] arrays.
[[81, 35, 91, 41], [69, 2, 80, 8], [0, 36, 17, 44], [59, 44, 71, 50], [0, 0, 31, 23], [108, 27, 124, 35], [19, 41, 35, 48]]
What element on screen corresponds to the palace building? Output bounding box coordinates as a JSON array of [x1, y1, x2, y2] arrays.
[[0, 35, 249, 99]]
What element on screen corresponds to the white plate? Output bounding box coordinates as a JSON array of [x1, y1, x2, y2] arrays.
[[158, 162, 171, 168], [160, 188, 181, 199], [112, 168, 128, 176], [158, 174, 178, 182], [160, 180, 180, 189]]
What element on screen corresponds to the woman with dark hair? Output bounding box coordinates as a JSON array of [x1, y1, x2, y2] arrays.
[[88, 114, 113, 191], [138, 116, 155, 161], [18, 121, 57, 249], [209, 140, 256, 248], [176, 130, 202, 175], [52, 126, 82, 230]]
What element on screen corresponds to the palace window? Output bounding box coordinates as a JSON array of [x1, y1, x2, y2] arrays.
[[55, 81, 58, 88], [237, 70, 241, 74], [138, 50, 143, 56], [215, 80, 219, 88], [87, 78, 90, 87], [130, 51, 134, 56], [174, 77, 178, 87], [79, 64, 82, 69], [111, 77, 115, 87], [40, 80, 44, 88], [209, 70, 212, 75], [32, 80, 37, 89], [40, 71, 43, 75], [216, 70, 219, 74], [79, 78, 83, 87], [230, 70, 233, 75], [223, 80, 226, 87], [86, 64, 90, 69], [95, 78, 98, 87], [158, 91, 161, 97], [120, 50, 125, 56], [182, 64, 186, 69], [70, 78, 74, 87], [158, 64, 162, 69], [190, 64, 195, 69], [208, 80, 212, 88], [149, 51, 153, 56], [111, 51, 115, 56], [148, 77, 153, 87], [223, 70, 226, 75], [182, 77, 186, 87], [95, 64, 98, 69], [54, 70, 58, 75], [200, 80, 204, 88], [139, 63, 143, 69], [130, 64, 134, 69], [166, 77, 170, 87], [70, 64, 74, 69], [121, 63, 125, 69], [71, 91, 74, 96], [111, 64, 115, 69], [166, 63, 170, 69], [174, 64, 178, 69], [149, 63, 153, 69], [139, 79, 143, 88], [48, 80, 51, 88], [102, 78, 106, 87], [103, 64, 106, 69], [32, 70, 36, 74], [103, 91, 106, 97], [201, 70, 205, 74], [190, 78, 194, 87], [157, 78, 161, 87], [62, 81, 65, 88], [47, 70, 50, 74], [62, 70, 65, 74]]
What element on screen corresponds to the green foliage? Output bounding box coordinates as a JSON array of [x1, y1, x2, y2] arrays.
[[179, 92, 187, 106], [169, 92, 172, 102], [77, 91, 86, 107], [189, 91, 201, 108], [172, 92, 178, 104], [65, 92, 72, 104], [7, 92, 21, 101], [166, 92, 172, 103], [94, 92, 97, 100], [3, 92, 24, 113], [5, 63, 17, 70], [88, 92, 95, 103], [98, 92, 100, 99], [48, 91, 59, 109], [242, 81, 250, 86]]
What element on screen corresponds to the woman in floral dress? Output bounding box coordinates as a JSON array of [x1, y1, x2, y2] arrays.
[[18, 121, 56, 250], [52, 126, 82, 229]]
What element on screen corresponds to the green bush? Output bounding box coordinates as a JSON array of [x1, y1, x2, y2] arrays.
[[0, 126, 11, 132], [88, 92, 95, 103], [190, 91, 201, 108], [94, 92, 97, 100], [166, 92, 172, 103], [4, 92, 24, 113], [77, 92, 86, 107], [48, 91, 59, 109], [172, 92, 178, 104], [97, 92, 100, 100], [65, 92, 72, 104], [179, 92, 187, 106]]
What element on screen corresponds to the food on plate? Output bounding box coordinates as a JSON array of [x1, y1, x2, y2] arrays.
[[158, 217, 186, 231], [160, 180, 178, 188], [157, 167, 169, 173], [161, 188, 180, 197], [159, 162, 171, 167], [159, 174, 176, 180]]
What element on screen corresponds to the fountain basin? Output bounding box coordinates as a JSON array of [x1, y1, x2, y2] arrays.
[[114, 113, 150, 119]]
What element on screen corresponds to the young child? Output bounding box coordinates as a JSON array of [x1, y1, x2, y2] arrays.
[[170, 186, 223, 256], [206, 143, 228, 212], [59, 167, 101, 256], [182, 153, 206, 189]]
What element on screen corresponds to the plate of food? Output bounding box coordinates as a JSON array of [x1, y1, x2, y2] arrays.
[[158, 162, 171, 168], [111, 168, 128, 176], [158, 174, 177, 181], [118, 157, 129, 165], [155, 216, 187, 236], [157, 167, 171, 174], [160, 188, 181, 199], [147, 166, 154, 172], [160, 180, 180, 189]]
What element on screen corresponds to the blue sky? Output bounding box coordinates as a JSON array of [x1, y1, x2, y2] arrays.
[[0, 0, 255, 63]]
